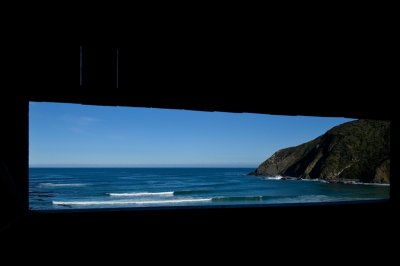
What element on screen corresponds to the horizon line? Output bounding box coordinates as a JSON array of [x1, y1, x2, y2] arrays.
[[29, 164, 258, 168]]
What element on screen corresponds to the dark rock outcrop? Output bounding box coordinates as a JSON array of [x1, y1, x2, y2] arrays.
[[250, 119, 390, 183]]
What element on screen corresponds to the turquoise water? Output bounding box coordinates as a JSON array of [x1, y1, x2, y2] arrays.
[[29, 168, 390, 210]]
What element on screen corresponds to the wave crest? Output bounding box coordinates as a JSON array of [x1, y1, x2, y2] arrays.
[[108, 192, 174, 197], [53, 198, 211, 206], [263, 176, 283, 180], [39, 183, 87, 188]]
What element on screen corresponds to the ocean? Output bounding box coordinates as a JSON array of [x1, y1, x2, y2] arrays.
[[29, 168, 390, 210]]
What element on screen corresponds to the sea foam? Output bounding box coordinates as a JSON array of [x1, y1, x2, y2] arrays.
[[264, 176, 283, 180], [53, 198, 211, 206], [107, 192, 174, 197]]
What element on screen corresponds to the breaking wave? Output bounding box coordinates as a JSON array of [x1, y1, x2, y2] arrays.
[[53, 198, 212, 206], [39, 183, 88, 188], [108, 192, 174, 197]]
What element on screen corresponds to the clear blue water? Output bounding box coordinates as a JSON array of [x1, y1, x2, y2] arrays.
[[29, 168, 390, 210]]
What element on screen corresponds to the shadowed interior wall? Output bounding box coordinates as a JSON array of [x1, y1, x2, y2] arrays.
[[0, 45, 396, 249]]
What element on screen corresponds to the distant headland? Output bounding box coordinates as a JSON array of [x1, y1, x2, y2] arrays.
[[250, 119, 390, 184]]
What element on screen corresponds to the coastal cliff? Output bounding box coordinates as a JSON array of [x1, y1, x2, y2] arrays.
[[250, 119, 390, 183]]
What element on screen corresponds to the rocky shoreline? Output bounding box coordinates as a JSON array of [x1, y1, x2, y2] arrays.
[[271, 176, 390, 186]]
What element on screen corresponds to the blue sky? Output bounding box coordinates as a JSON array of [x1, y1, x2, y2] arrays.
[[29, 102, 353, 167]]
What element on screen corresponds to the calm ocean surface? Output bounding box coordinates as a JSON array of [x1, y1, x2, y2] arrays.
[[29, 168, 390, 210]]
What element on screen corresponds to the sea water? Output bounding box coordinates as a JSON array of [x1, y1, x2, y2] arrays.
[[29, 168, 390, 210]]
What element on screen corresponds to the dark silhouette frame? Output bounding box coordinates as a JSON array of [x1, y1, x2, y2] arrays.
[[1, 45, 396, 241]]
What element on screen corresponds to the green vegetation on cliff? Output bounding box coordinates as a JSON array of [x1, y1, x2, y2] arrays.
[[250, 119, 390, 183]]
